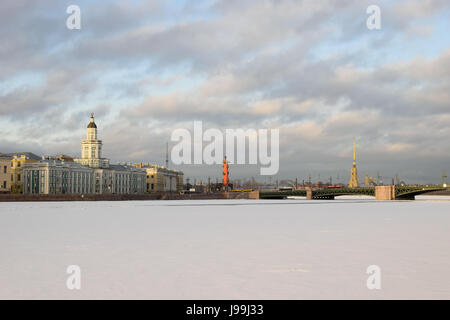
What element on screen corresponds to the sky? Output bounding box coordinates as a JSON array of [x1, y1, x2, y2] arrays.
[[0, 0, 449, 184]]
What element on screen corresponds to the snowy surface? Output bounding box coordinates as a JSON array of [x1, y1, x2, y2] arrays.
[[0, 197, 449, 300]]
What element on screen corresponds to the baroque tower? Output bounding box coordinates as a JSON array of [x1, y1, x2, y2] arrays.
[[348, 138, 359, 188], [74, 113, 109, 168]]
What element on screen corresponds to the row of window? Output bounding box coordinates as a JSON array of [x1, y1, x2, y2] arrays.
[[24, 170, 93, 194], [7, 162, 22, 168], [2, 164, 26, 172], [23, 169, 145, 194], [9, 174, 21, 182]]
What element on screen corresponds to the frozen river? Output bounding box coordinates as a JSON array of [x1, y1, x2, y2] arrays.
[[0, 197, 449, 299]]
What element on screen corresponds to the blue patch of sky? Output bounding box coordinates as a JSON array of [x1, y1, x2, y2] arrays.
[[165, 0, 219, 22], [0, 73, 45, 96], [310, 11, 449, 70]]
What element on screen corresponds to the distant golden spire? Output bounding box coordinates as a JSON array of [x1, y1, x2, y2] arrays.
[[349, 137, 359, 188]]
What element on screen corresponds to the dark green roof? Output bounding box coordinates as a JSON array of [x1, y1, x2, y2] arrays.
[[87, 121, 97, 128]]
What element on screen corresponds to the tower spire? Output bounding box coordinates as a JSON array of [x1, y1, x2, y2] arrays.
[[348, 138, 359, 188], [165, 141, 169, 169]]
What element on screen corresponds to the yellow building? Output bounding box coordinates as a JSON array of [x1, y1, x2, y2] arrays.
[[3, 153, 40, 193], [0, 153, 41, 193], [364, 173, 374, 186], [0, 157, 12, 193], [134, 163, 183, 193]]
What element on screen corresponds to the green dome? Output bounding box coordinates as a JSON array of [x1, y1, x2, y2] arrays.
[[87, 121, 97, 128]]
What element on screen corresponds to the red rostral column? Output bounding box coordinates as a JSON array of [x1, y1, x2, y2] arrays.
[[223, 156, 229, 188]]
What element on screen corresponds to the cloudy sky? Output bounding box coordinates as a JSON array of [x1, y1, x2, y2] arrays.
[[0, 0, 449, 184]]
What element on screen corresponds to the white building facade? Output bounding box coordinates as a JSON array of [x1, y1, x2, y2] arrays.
[[93, 165, 146, 194], [23, 114, 147, 195], [23, 160, 94, 194]]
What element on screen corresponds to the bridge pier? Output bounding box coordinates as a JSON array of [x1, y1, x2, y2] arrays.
[[248, 190, 260, 199], [306, 187, 312, 200], [375, 186, 396, 200]]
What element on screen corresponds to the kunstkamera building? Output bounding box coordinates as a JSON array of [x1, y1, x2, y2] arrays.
[[22, 114, 146, 195]]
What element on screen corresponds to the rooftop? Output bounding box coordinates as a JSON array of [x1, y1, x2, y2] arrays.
[[0, 152, 41, 160]]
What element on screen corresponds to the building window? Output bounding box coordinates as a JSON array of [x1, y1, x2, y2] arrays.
[[3, 166, 6, 173], [18, 174, 21, 182], [2, 181, 6, 188]]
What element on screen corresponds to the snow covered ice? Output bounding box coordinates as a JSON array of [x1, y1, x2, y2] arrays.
[[0, 197, 449, 299]]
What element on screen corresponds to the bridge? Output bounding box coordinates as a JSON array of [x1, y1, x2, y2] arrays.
[[258, 185, 447, 200]]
